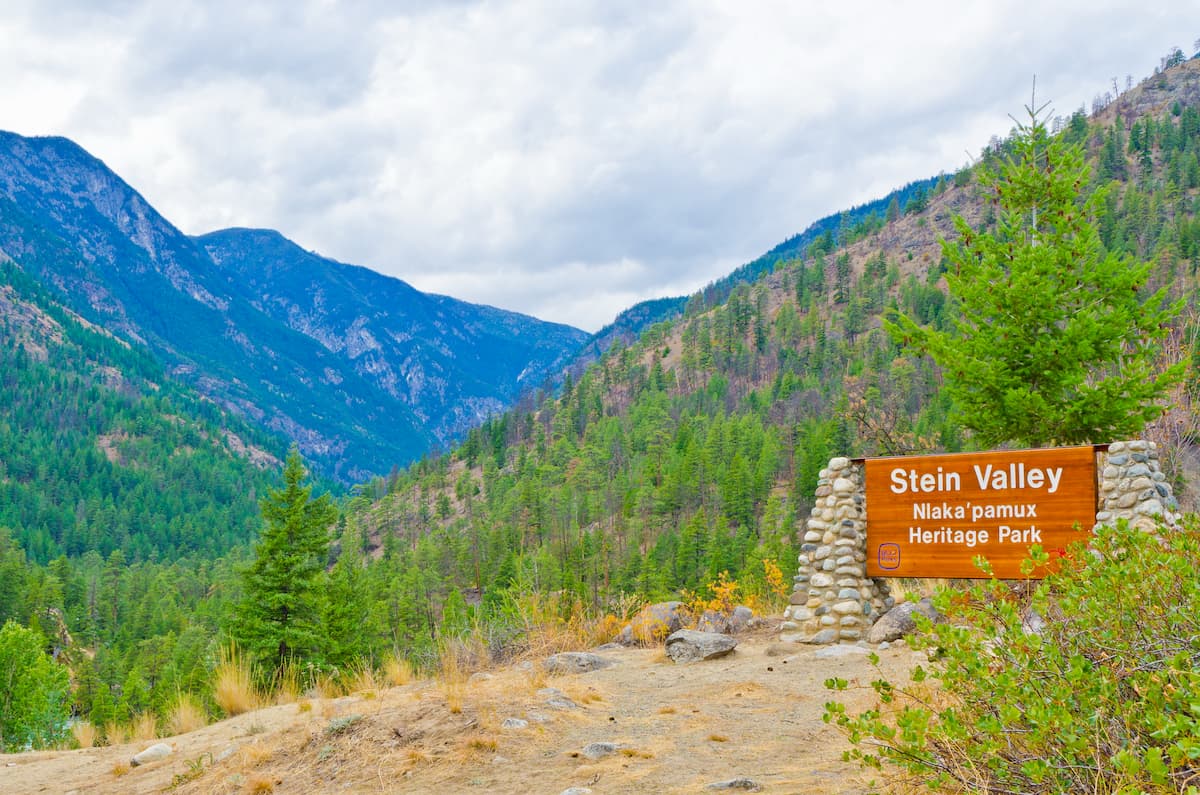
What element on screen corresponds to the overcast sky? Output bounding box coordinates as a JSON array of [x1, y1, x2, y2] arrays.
[[2, 2, 1197, 331]]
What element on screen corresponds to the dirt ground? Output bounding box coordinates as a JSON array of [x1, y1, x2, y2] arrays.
[[0, 629, 921, 794]]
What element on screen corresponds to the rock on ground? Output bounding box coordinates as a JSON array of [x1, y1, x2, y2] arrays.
[[665, 629, 738, 663], [866, 598, 942, 644], [705, 778, 763, 791], [130, 742, 172, 767], [544, 652, 615, 674], [579, 741, 621, 760], [696, 605, 755, 634], [618, 601, 686, 645]]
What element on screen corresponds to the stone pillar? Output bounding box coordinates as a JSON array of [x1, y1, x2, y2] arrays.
[[1096, 440, 1180, 531], [781, 456, 891, 644], [781, 441, 1183, 646]]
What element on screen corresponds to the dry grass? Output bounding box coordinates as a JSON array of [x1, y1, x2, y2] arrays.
[[343, 662, 380, 697], [71, 720, 97, 749], [168, 694, 208, 736], [240, 742, 274, 767], [215, 644, 260, 716], [130, 711, 159, 741], [383, 654, 416, 686], [244, 775, 275, 793], [620, 747, 655, 759], [111, 761, 130, 777], [103, 721, 126, 746], [271, 664, 302, 705], [707, 733, 729, 742], [307, 669, 342, 700], [657, 706, 677, 715]]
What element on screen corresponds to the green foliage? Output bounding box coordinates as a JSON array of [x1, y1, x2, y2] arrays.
[[0, 621, 70, 750], [888, 103, 1182, 447], [826, 518, 1200, 793], [235, 449, 336, 673]]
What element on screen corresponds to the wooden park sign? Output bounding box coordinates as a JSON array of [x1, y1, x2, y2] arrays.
[[864, 446, 1097, 579]]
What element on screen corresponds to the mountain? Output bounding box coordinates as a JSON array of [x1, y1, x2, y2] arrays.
[[197, 227, 586, 450], [0, 257, 284, 563], [339, 55, 1200, 653], [0, 133, 588, 480]]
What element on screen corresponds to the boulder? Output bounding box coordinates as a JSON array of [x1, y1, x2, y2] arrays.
[[579, 741, 621, 760], [866, 598, 942, 644], [665, 629, 737, 663], [618, 601, 686, 645], [130, 742, 172, 767], [544, 652, 615, 675]]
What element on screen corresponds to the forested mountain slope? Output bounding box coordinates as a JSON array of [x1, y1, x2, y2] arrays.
[[0, 134, 587, 480], [336, 55, 1200, 661]]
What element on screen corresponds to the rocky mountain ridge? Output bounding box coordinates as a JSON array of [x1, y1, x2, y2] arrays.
[[0, 132, 587, 480]]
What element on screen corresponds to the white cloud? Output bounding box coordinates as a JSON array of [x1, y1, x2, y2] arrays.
[[2, 0, 1198, 330]]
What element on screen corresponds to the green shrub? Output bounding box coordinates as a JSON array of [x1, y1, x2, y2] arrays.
[[825, 517, 1200, 794], [0, 620, 71, 750]]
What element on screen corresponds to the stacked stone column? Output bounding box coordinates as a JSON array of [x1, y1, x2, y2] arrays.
[[781, 457, 892, 644], [782, 440, 1183, 645], [1096, 440, 1180, 531]]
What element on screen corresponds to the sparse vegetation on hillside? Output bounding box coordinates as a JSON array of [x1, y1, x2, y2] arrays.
[[890, 100, 1183, 447]]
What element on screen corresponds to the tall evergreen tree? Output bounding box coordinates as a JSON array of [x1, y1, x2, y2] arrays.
[[235, 449, 336, 672], [888, 101, 1182, 447]]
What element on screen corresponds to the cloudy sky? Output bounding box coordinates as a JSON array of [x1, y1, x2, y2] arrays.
[[2, 2, 1196, 331]]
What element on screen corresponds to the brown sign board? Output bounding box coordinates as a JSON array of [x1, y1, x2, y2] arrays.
[[864, 446, 1098, 579]]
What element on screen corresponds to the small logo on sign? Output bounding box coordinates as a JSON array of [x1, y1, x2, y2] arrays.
[[878, 543, 900, 570]]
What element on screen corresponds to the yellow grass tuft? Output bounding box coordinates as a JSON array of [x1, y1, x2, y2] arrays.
[[297, 700, 313, 713], [245, 775, 275, 794], [240, 742, 273, 767], [707, 733, 729, 742], [308, 669, 342, 700], [272, 662, 302, 705], [103, 721, 127, 746], [215, 644, 260, 716], [657, 706, 677, 715], [111, 761, 130, 777], [383, 654, 416, 687], [168, 693, 208, 736], [620, 747, 655, 759], [344, 662, 380, 696], [465, 736, 498, 752], [130, 711, 158, 741], [72, 720, 97, 748]]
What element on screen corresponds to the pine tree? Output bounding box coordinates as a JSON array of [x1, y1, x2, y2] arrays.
[[887, 102, 1182, 447], [235, 449, 336, 672]]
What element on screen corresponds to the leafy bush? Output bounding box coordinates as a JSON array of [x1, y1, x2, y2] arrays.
[[0, 620, 70, 750], [825, 517, 1200, 793]]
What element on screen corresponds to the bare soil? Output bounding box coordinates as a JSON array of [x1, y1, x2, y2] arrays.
[[0, 629, 920, 794]]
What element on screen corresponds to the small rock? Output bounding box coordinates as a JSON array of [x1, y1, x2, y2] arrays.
[[800, 628, 840, 645], [468, 672, 494, 683], [579, 741, 620, 760], [501, 718, 529, 730], [866, 598, 943, 644], [545, 652, 615, 674], [814, 644, 870, 659], [665, 629, 738, 663], [130, 742, 172, 767], [559, 788, 593, 795], [705, 777, 763, 791]]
